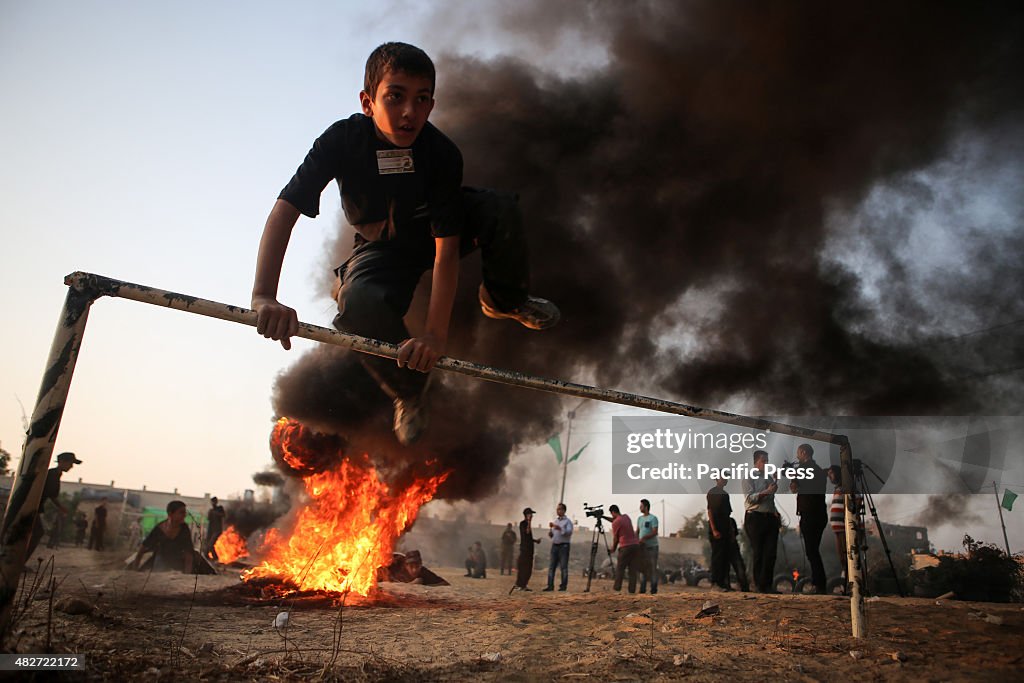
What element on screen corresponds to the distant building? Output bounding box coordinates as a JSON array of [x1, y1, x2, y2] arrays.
[[0, 474, 235, 549]]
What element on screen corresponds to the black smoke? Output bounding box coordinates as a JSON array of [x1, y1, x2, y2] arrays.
[[252, 470, 285, 488], [274, 2, 1024, 500], [913, 494, 984, 528]]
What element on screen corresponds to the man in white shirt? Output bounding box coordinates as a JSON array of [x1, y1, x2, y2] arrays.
[[544, 503, 574, 591], [742, 449, 781, 593]]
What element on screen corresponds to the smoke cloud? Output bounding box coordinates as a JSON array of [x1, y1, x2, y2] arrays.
[[273, 2, 1024, 502], [912, 494, 985, 529]]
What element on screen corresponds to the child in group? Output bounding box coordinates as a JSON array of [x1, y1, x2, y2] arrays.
[[252, 42, 558, 445]]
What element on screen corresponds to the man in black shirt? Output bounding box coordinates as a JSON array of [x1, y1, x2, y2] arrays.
[[511, 507, 542, 592], [88, 498, 108, 551], [204, 497, 226, 560], [789, 443, 828, 594], [252, 43, 559, 446], [500, 522, 517, 575], [706, 477, 734, 590], [27, 451, 80, 560]]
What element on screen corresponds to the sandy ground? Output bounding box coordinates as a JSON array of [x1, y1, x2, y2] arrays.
[[4, 546, 1023, 681]]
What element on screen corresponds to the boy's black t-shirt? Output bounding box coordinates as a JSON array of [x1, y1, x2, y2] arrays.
[[279, 113, 464, 261]]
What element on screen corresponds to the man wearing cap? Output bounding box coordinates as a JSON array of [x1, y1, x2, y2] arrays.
[[510, 507, 542, 593], [28, 451, 80, 559]]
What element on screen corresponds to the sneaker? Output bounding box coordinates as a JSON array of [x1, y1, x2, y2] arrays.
[[558, 586, 567, 592], [393, 393, 428, 445], [542, 586, 554, 592], [479, 284, 560, 330]]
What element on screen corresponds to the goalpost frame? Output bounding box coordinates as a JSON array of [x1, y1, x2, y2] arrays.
[[0, 272, 865, 639]]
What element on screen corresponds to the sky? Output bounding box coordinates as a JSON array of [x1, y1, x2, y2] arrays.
[[1, 1, 1021, 554]]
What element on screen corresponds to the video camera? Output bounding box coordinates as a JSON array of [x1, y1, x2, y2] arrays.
[[583, 503, 604, 519]]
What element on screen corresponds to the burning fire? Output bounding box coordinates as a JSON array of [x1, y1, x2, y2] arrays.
[[213, 525, 248, 564], [242, 418, 448, 596]]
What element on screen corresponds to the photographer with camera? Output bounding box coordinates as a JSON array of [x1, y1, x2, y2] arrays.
[[544, 503, 574, 591], [609, 504, 648, 594], [742, 449, 781, 593], [789, 443, 828, 594]]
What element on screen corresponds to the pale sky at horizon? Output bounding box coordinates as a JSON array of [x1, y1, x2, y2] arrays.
[[2, 1, 1021, 554]]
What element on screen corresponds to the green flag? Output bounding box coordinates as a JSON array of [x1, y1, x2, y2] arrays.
[[1002, 488, 1018, 511], [548, 435, 563, 464], [567, 442, 589, 463]]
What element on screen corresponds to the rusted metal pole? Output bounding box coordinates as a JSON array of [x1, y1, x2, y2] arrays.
[[840, 437, 866, 638], [62, 271, 847, 446], [0, 284, 98, 637]]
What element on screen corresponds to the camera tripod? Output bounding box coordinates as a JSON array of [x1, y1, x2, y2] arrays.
[[584, 515, 616, 593], [850, 460, 905, 597]]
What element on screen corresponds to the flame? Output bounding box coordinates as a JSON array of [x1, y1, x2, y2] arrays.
[[213, 525, 248, 564], [242, 418, 448, 596], [792, 569, 800, 581]]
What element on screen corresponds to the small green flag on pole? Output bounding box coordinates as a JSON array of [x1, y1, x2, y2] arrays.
[[548, 435, 563, 464], [567, 442, 589, 463], [1002, 488, 1018, 511]]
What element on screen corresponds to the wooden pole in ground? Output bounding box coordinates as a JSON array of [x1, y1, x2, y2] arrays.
[[840, 437, 865, 638]]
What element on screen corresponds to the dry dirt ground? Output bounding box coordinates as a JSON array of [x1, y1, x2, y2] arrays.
[[4, 547, 1023, 681]]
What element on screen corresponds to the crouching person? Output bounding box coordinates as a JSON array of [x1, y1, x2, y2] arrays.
[[132, 500, 197, 573]]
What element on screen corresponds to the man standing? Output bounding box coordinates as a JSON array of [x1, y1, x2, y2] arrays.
[[511, 507, 541, 592], [636, 499, 660, 595], [790, 443, 828, 594], [73, 512, 88, 547], [728, 518, 750, 592], [707, 477, 734, 590], [609, 504, 646, 594], [88, 498, 108, 551], [826, 465, 858, 590], [742, 450, 780, 593], [28, 451, 80, 559], [544, 503, 574, 591], [499, 522, 517, 575], [204, 497, 226, 560]]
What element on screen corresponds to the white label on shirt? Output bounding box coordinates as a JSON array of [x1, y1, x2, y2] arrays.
[[377, 149, 415, 174]]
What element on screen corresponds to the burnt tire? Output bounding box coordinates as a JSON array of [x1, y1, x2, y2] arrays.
[[773, 574, 796, 593], [693, 571, 713, 588]]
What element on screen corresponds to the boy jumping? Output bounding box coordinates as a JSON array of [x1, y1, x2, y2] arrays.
[[252, 42, 558, 445]]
